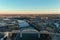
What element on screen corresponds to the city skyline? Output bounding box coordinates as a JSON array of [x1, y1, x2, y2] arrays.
[[0, 0, 60, 14]]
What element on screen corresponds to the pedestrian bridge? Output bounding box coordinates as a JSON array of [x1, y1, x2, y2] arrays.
[[0, 30, 60, 40]]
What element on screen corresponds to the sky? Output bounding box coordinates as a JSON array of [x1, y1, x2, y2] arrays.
[[0, 0, 60, 14]]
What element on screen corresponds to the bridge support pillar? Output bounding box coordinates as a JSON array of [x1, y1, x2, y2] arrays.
[[38, 32, 40, 38], [20, 31, 22, 38]]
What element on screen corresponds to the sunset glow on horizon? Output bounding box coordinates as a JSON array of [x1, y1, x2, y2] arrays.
[[0, 0, 60, 14]]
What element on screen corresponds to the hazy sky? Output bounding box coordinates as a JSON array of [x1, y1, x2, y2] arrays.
[[0, 0, 60, 14]]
